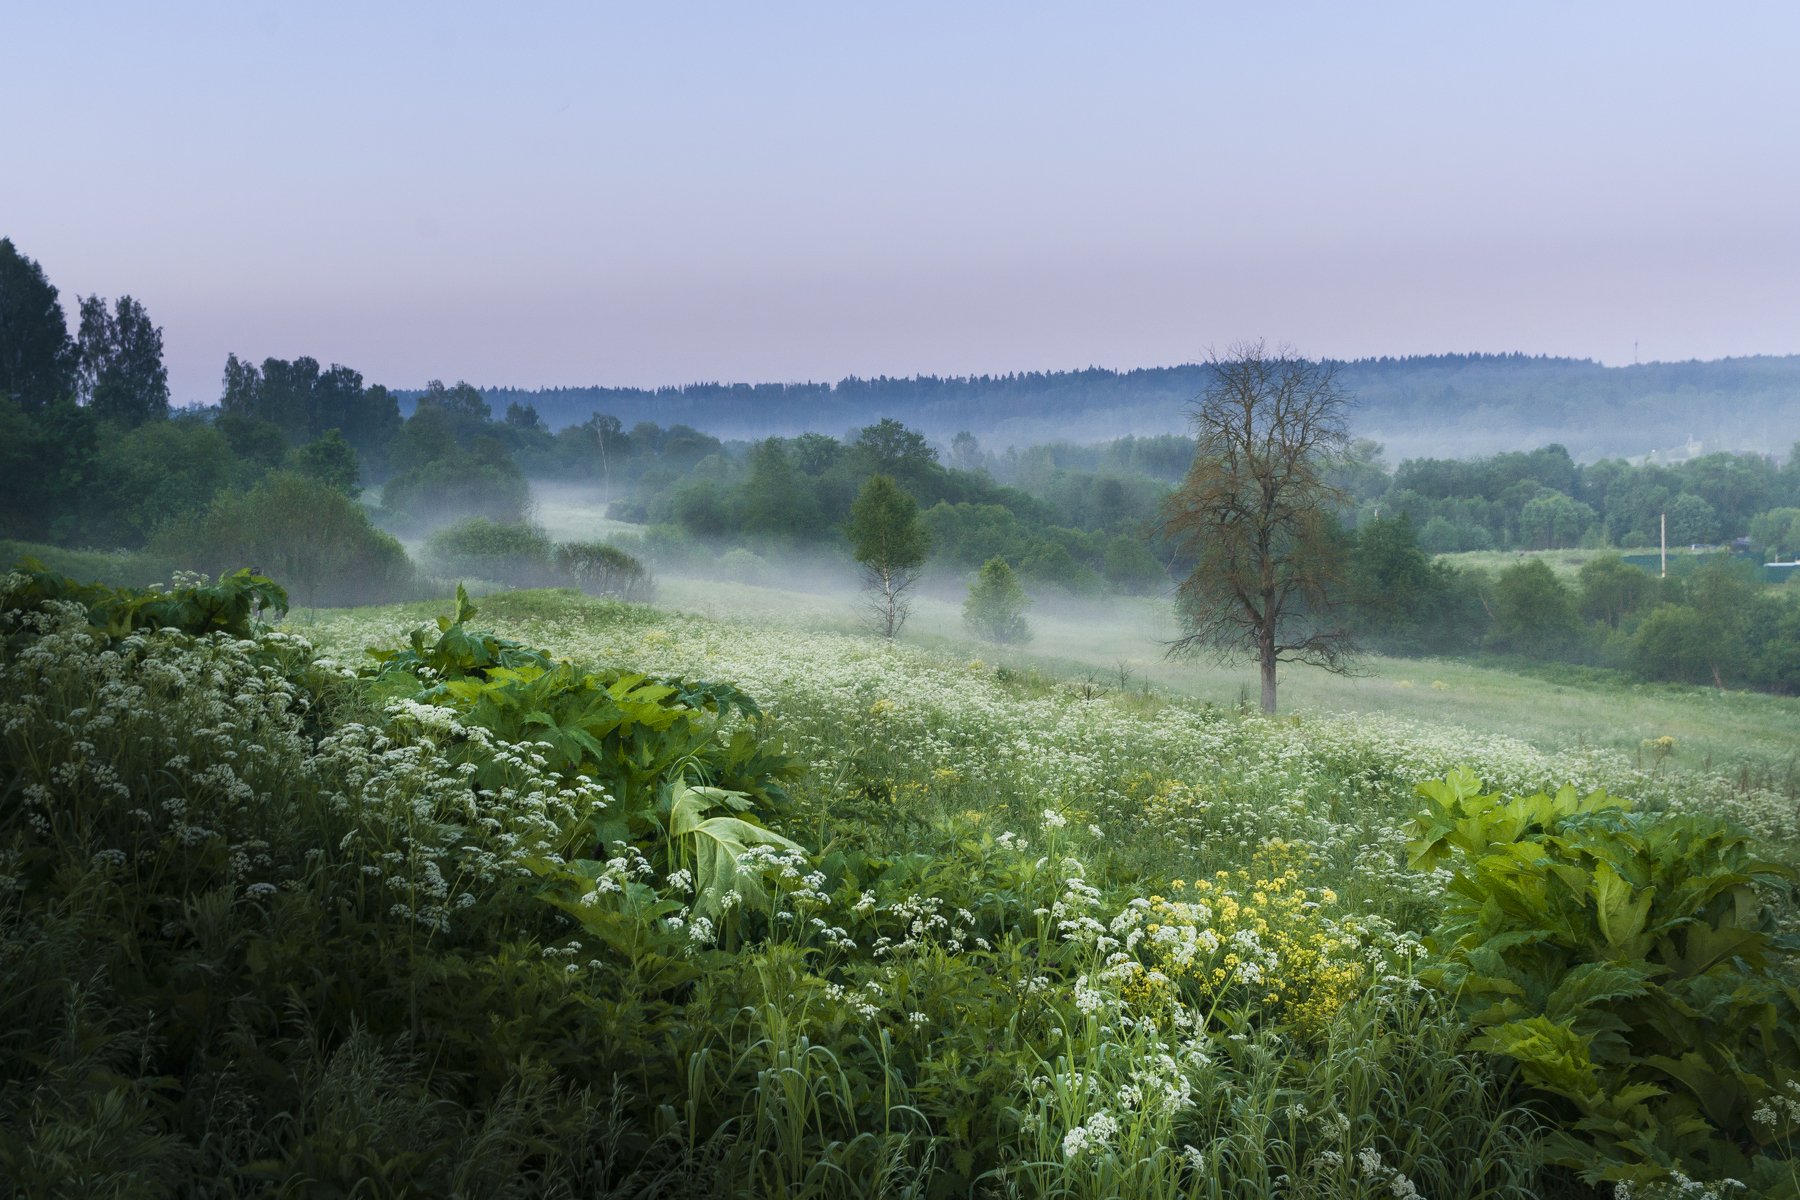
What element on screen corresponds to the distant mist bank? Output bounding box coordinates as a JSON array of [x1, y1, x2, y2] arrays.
[[404, 353, 1800, 462]]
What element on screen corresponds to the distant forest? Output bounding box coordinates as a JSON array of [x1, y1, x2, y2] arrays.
[[448, 354, 1800, 462]]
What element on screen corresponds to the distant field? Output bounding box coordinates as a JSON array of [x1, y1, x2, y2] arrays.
[[644, 571, 1800, 792], [1432, 545, 1717, 581], [14, 520, 1792, 795], [528, 481, 642, 544]]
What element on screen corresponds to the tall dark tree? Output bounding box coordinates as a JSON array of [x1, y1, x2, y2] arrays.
[[256, 355, 323, 440], [504, 401, 544, 431], [740, 438, 819, 537], [853, 418, 938, 488], [416, 379, 491, 423], [220, 353, 262, 416], [1158, 342, 1357, 713], [76, 294, 169, 426], [0, 238, 77, 409]]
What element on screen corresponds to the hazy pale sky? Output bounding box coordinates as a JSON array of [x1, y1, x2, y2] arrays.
[[6, 2, 1799, 403]]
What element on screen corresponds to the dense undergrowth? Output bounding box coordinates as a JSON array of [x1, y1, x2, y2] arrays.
[[5, 570, 1800, 1198]]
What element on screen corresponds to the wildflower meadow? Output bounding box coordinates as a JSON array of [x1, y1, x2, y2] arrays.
[[4, 572, 1798, 1198]]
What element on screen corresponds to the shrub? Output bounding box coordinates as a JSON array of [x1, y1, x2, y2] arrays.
[[963, 557, 1031, 644], [1486, 558, 1581, 654], [553, 540, 653, 601], [718, 546, 771, 585], [1409, 769, 1800, 1190], [0, 571, 691, 1194], [1630, 604, 1719, 685], [423, 518, 555, 586], [152, 471, 415, 608]]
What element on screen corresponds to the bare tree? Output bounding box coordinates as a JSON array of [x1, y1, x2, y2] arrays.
[[1158, 341, 1358, 713]]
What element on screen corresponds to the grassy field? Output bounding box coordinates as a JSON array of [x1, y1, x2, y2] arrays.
[[1433, 545, 1726, 581], [12, 562, 1800, 1195], [11, 524, 1794, 792], [633, 571, 1800, 794]]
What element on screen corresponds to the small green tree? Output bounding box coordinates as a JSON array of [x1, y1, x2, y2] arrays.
[[1487, 558, 1581, 654], [963, 558, 1030, 644], [1667, 493, 1720, 546], [1577, 553, 1651, 629], [1630, 605, 1718, 685], [289, 428, 362, 496], [1749, 507, 1800, 560], [1348, 515, 1439, 642], [848, 474, 928, 638]]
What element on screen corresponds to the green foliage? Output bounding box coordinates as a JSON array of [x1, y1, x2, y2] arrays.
[[1488, 558, 1581, 654], [1518, 492, 1597, 550], [1751, 507, 1800, 560], [423, 521, 655, 601], [849, 474, 930, 574], [1409, 769, 1800, 1187], [0, 236, 78, 409], [553, 540, 653, 601], [1630, 605, 1720, 686], [962, 557, 1031, 644], [221, 354, 400, 459], [1667, 493, 1721, 545], [424, 517, 557, 585], [1578, 553, 1653, 628], [0, 569, 705, 1196], [1347, 514, 1484, 653], [4, 558, 287, 643], [365, 586, 799, 864], [153, 471, 416, 608], [0, 539, 170, 589], [75, 294, 168, 427], [288, 427, 362, 496], [380, 447, 533, 531], [80, 417, 240, 546], [850, 475, 929, 638]]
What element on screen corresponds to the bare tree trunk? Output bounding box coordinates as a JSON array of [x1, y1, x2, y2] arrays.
[[1259, 627, 1278, 714]]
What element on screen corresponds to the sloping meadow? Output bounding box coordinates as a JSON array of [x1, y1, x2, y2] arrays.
[[6, 575, 1798, 1198]]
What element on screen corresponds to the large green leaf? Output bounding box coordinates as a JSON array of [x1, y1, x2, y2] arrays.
[[1591, 860, 1655, 952], [666, 782, 802, 919]]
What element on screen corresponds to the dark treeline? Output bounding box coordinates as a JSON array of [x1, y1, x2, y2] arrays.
[[454, 351, 1800, 459]]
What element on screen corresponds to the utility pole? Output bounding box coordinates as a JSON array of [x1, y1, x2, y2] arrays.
[[1660, 511, 1667, 579]]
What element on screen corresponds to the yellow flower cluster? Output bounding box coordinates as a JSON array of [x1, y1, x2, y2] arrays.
[[1124, 772, 1211, 825], [1122, 846, 1369, 1039]]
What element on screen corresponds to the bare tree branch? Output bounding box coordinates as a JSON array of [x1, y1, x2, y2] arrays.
[[1157, 341, 1360, 712]]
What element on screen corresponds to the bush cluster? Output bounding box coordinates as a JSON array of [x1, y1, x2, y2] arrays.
[[422, 519, 653, 601]]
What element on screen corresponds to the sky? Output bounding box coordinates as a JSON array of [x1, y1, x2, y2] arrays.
[[5, 2, 1800, 405]]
